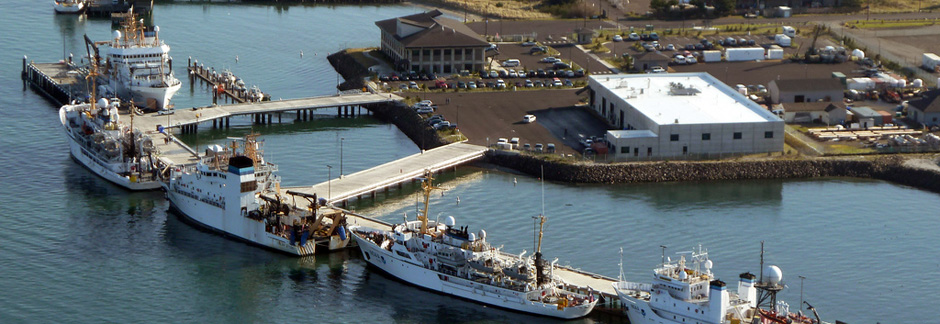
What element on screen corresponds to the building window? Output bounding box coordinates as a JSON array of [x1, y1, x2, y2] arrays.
[[670, 134, 679, 141], [733, 132, 742, 139], [764, 131, 774, 138], [412, 49, 419, 57], [647, 147, 653, 156], [433, 49, 441, 57], [423, 49, 430, 56], [634, 147, 639, 156], [444, 49, 451, 56], [465, 48, 472, 55], [683, 146, 688, 154], [702, 133, 711, 140], [621, 146, 630, 154]]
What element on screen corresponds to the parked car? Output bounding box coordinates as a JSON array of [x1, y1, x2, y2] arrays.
[[686, 44, 696, 51], [432, 121, 451, 130], [673, 55, 686, 65], [416, 107, 434, 114], [540, 56, 559, 63], [508, 70, 518, 78], [650, 66, 666, 73], [685, 56, 697, 64], [628, 33, 640, 41], [525, 79, 534, 87], [533, 80, 544, 87], [534, 143, 543, 152], [408, 81, 419, 89], [546, 70, 556, 77], [747, 39, 756, 46], [498, 70, 508, 78], [738, 38, 748, 46], [649, 32, 659, 41], [468, 81, 477, 89], [553, 62, 570, 69], [489, 70, 499, 78], [640, 33, 650, 41], [552, 78, 562, 87], [574, 69, 585, 77], [537, 69, 546, 77], [521, 41, 536, 46], [666, 44, 676, 51], [496, 79, 506, 89], [613, 35, 623, 42], [529, 46, 547, 54], [457, 81, 466, 88], [564, 79, 573, 87]]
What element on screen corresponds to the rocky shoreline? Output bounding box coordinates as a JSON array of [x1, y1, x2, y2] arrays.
[[485, 151, 940, 194]]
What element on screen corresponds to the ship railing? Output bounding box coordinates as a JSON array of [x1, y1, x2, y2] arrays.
[[613, 281, 651, 292]]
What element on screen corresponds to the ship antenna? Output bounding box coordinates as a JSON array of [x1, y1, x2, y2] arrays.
[[618, 247, 625, 282], [759, 240, 764, 284], [660, 245, 667, 267]]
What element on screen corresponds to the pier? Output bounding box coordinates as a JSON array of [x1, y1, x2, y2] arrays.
[[21, 58, 87, 106], [187, 58, 266, 104], [275, 142, 488, 206]]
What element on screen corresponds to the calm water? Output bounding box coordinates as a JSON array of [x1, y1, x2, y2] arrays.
[[2, 2, 938, 323]]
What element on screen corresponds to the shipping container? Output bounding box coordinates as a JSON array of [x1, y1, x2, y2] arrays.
[[725, 48, 765, 62], [923, 53, 940, 70], [702, 50, 721, 62], [766, 48, 784, 60]]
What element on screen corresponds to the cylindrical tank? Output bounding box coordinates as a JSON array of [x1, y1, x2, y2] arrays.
[[912, 79, 923, 88], [898, 79, 907, 88], [337, 226, 347, 241]]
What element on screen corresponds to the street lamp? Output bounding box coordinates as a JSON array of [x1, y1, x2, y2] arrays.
[[326, 164, 333, 201]]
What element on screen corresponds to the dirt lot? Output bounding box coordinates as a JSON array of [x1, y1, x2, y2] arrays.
[[412, 89, 608, 155]]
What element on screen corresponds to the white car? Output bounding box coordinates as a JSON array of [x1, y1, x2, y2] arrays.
[[650, 66, 666, 73], [523, 114, 537, 123], [628, 33, 640, 41], [496, 79, 506, 89], [613, 35, 623, 42]]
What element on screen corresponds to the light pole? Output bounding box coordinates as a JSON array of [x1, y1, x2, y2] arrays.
[[340, 137, 344, 178], [798, 275, 806, 312], [326, 165, 333, 201]]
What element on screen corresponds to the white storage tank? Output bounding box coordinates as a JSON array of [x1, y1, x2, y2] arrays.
[[898, 79, 907, 88], [852, 49, 865, 59], [912, 79, 923, 88], [726, 48, 766, 62], [702, 50, 722, 62]]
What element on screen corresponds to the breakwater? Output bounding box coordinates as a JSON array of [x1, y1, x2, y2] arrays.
[[486, 151, 940, 194], [327, 50, 370, 91], [369, 102, 449, 150]]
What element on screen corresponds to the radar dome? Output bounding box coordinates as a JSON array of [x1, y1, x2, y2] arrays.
[[704, 259, 713, 270], [679, 270, 688, 280], [444, 216, 456, 227], [762, 265, 783, 285], [478, 229, 486, 240], [113, 30, 122, 40], [468, 233, 476, 241], [97, 98, 109, 109]]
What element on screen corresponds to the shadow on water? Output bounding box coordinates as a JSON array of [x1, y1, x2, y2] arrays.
[[174, 114, 382, 146]]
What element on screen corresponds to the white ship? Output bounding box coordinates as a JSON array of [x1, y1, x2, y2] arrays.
[[613, 244, 827, 324], [53, 0, 85, 14], [104, 15, 181, 111], [349, 172, 597, 319], [59, 96, 162, 191], [164, 135, 350, 256]]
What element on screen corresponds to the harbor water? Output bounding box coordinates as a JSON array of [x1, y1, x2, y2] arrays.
[[2, 1, 939, 322]]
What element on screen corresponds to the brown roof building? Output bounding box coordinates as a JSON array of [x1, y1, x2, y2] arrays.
[[376, 10, 490, 74], [632, 51, 670, 72], [907, 89, 940, 126], [767, 78, 844, 104]]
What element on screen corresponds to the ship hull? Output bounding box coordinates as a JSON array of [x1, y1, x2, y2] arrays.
[[165, 188, 316, 256], [350, 231, 594, 319], [615, 289, 679, 324], [60, 110, 161, 191], [115, 80, 181, 110], [53, 2, 84, 13]]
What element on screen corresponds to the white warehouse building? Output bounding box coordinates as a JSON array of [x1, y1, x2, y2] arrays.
[[588, 73, 784, 159]]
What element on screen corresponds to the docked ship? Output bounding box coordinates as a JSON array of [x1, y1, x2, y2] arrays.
[[613, 244, 828, 324], [349, 172, 598, 319], [59, 77, 162, 190], [104, 15, 181, 111], [53, 0, 85, 14], [164, 135, 350, 256]]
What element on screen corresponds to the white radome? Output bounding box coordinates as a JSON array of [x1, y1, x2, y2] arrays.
[[445, 215, 456, 226], [113, 30, 122, 40], [763, 265, 783, 285]]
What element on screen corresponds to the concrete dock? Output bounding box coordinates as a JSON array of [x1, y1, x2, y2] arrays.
[[21, 59, 88, 106], [275, 142, 488, 206]]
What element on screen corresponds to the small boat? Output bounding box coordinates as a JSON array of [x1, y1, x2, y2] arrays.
[[349, 171, 597, 319], [163, 134, 350, 256], [53, 0, 85, 14], [613, 244, 830, 324]]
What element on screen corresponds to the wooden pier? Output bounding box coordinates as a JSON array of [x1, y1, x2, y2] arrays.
[[21, 58, 88, 106], [187, 58, 266, 105]]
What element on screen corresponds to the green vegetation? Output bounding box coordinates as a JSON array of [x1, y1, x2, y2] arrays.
[[844, 19, 940, 29]]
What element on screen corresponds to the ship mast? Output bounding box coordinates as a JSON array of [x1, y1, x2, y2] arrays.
[[418, 170, 439, 235]]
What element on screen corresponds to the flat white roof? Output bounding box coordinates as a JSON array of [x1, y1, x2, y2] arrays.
[[591, 73, 780, 125], [608, 130, 657, 139]]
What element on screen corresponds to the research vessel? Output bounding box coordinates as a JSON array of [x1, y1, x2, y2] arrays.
[[104, 14, 181, 111], [349, 172, 598, 319], [164, 135, 350, 256], [58, 66, 161, 191], [613, 244, 827, 324]]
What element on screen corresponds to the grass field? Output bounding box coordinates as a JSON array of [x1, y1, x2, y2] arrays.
[[843, 18, 940, 29], [868, 0, 940, 13]]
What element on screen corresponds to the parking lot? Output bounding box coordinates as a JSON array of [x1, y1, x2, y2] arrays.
[[412, 89, 608, 155]]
